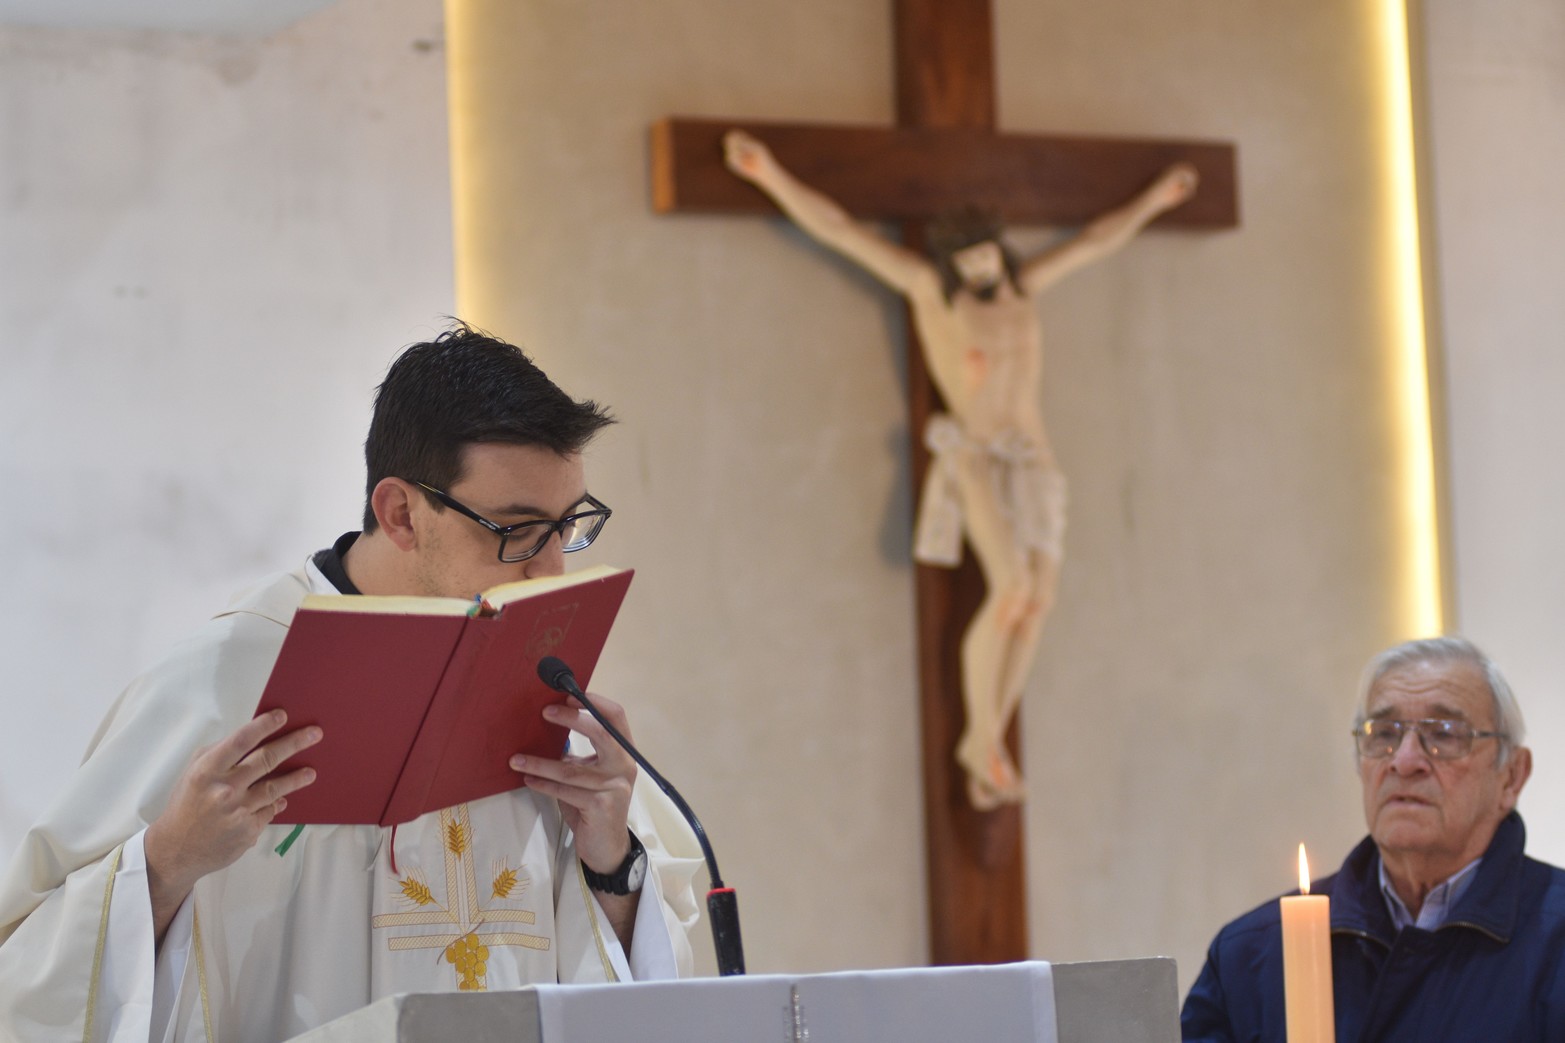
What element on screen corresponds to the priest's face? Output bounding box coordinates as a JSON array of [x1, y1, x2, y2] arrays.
[[411, 442, 588, 598], [1359, 658, 1529, 875]]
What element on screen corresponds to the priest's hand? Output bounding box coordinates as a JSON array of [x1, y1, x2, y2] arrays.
[[144, 709, 323, 946], [511, 693, 640, 945]]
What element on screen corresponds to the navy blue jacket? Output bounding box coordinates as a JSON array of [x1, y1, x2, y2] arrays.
[[1182, 813, 1565, 1041]]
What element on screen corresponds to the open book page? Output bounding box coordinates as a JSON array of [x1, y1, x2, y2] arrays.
[[295, 564, 628, 616], [297, 593, 473, 616], [479, 564, 628, 608]]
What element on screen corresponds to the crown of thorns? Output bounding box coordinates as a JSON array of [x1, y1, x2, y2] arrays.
[[924, 205, 1006, 257]]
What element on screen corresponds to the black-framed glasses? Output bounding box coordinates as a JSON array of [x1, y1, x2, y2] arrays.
[[413, 481, 611, 563], [1351, 718, 1504, 761]]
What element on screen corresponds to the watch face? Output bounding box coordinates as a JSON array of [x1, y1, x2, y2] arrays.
[[585, 833, 648, 895], [625, 849, 648, 893]]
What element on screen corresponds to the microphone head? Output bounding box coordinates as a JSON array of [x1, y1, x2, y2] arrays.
[[537, 656, 575, 692]]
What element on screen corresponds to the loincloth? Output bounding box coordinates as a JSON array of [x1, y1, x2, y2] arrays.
[[912, 413, 1067, 567]]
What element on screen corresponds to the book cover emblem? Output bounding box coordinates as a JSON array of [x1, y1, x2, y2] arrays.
[[525, 602, 579, 659]]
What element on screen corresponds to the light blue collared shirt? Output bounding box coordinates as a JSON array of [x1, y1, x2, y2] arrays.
[[1378, 855, 1483, 931]]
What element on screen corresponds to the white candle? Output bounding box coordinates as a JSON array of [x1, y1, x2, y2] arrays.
[[1280, 844, 1334, 1043]]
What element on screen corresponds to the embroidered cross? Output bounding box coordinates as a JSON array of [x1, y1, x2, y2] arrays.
[[371, 804, 550, 990]]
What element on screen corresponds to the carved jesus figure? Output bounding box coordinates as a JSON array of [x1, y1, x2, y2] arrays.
[[725, 129, 1197, 809]]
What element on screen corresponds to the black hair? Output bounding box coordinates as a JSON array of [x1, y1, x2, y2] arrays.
[[361, 322, 615, 531]]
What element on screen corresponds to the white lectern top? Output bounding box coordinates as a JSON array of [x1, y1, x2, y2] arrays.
[[288, 958, 1176, 1043]]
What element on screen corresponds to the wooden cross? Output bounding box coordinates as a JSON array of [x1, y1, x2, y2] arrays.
[[652, 0, 1237, 966]]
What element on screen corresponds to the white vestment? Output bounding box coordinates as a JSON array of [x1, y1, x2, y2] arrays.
[[0, 559, 704, 1042]]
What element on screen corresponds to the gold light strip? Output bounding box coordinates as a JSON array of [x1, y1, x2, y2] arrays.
[[444, 0, 481, 324], [1379, 0, 1444, 636]]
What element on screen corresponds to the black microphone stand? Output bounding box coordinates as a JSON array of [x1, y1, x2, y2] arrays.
[[537, 656, 745, 976]]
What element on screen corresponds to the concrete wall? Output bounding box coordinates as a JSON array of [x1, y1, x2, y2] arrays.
[[0, 0, 451, 848], [1422, 0, 1565, 862], [1, 0, 1454, 1000]]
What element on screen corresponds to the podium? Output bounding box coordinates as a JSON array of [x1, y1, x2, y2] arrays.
[[286, 958, 1177, 1042]]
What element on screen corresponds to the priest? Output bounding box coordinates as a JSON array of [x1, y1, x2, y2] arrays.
[[0, 325, 704, 1042]]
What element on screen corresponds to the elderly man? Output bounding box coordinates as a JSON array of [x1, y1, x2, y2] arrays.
[[1182, 637, 1565, 1041]]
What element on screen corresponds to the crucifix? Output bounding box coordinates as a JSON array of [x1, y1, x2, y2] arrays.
[[652, 0, 1238, 965]]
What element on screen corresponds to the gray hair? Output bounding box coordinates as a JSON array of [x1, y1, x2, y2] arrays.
[[1355, 636, 1526, 764]]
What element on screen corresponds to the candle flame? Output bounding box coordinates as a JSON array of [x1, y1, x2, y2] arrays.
[[1298, 843, 1311, 894]]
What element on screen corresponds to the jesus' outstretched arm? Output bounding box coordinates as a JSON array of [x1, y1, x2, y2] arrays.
[[1018, 162, 1198, 296], [723, 129, 941, 300]]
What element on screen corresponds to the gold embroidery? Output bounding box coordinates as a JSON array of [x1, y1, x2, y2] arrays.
[[384, 927, 545, 952], [575, 860, 619, 982], [399, 873, 435, 907], [377, 907, 538, 929], [372, 804, 547, 991], [492, 864, 522, 899], [193, 908, 214, 1043], [444, 931, 489, 991], [82, 844, 124, 1043], [480, 931, 550, 951]]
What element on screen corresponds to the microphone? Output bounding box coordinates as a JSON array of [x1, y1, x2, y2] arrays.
[[537, 655, 745, 976]]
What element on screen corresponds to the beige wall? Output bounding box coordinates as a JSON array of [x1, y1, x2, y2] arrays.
[[450, 0, 1414, 987], [1005, 2, 1401, 974], [1421, 0, 1565, 863], [447, 0, 928, 974]]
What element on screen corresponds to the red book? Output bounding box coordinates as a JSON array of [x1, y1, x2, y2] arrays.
[[254, 565, 633, 826]]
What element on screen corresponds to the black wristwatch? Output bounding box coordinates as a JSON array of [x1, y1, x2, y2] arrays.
[[581, 830, 647, 895]]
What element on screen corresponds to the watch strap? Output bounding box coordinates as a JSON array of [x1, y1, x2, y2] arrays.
[[581, 829, 646, 895]]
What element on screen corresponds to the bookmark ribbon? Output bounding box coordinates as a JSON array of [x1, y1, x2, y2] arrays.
[[274, 824, 305, 857]]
